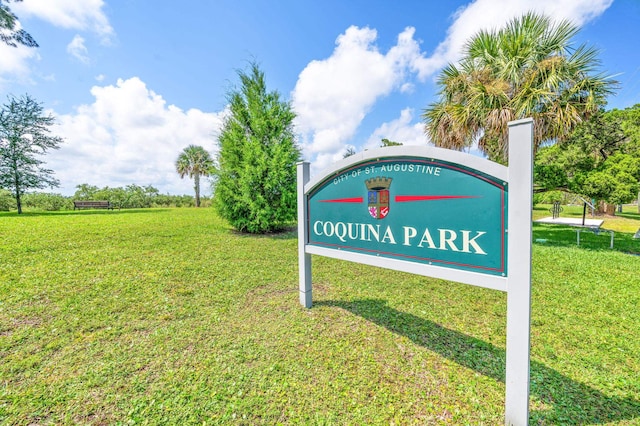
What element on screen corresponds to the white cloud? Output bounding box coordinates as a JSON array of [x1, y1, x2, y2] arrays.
[[292, 26, 428, 171], [363, 108, 428, 151], [12, 0, 114, 43], [47, 77, 225, 195], [0, 43, 39, 85], [0, 18, 39, 87], [67, 35, 90, 64]]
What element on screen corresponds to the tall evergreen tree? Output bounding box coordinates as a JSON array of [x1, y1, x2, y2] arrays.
[[0, 94, 63, 213], [214, 63, 301, 233], [175, 145, 214, 207], [423, 13, 616, 163]]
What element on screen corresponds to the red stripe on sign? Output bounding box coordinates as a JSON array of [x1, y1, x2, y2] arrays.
[[395, 195, 479, 202], [319, 197, 364, 203]]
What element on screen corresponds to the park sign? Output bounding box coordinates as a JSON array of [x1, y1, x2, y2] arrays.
[[306, 152, 508, 286], [297, 119, 535, 426]]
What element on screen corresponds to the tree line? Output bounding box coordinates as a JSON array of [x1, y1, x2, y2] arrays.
[[0, 184, 210, 212]]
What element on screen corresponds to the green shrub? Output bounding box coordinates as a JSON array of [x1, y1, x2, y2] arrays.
[[72, 183, 209, 209], [21, 192, 73, 211], [0, 189, 13, 211]]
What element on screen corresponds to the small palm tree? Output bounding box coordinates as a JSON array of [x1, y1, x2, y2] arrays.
[[423, 12, 616, 163], [175, 145, 214, 207]]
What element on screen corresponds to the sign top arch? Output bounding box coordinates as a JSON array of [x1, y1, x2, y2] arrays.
[[305, 145, 507, 193]]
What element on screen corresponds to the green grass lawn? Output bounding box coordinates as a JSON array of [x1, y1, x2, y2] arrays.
[[1, 208, 639, 424]]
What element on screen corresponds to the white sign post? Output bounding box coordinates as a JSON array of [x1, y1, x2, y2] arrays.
[[505, 118, 534, 425], [297, 119, 534, 425], [297, 161, 312, 308]]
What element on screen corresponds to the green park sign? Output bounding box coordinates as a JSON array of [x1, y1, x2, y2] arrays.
[[297, 119, 535, 425], [307, 156, 508, 278]]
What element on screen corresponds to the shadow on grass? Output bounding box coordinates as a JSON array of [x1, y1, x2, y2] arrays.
[[0, 208, 171, 218], [316, 298, 640, 424]]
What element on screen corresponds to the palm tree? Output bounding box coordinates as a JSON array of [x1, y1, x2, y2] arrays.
[[175, 145, 214, 207], [423, 12, 616, 163]]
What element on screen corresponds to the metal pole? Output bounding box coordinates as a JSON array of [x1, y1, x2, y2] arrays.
[[297, 162, 312, 308], [505, 118, 534, 425]]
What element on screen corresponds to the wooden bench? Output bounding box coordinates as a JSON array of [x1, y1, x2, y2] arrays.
[[73, 200, 114, 210]]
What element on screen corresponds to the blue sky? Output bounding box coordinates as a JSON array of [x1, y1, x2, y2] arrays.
[[1, 0, 638, 195]]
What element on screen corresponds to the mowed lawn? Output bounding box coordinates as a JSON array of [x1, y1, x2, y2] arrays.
[[1, 208, 639, 424]]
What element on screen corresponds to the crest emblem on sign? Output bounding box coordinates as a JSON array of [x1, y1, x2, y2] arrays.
[[366, 177, 392, 219]]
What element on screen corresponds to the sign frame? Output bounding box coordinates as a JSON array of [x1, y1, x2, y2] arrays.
[[303, 146, 509, 291], [297, 118, 533, 425]]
